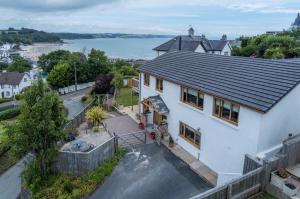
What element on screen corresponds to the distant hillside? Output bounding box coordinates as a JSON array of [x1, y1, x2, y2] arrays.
[[0, 28, 61, 45], [54, 32, 173, 40]]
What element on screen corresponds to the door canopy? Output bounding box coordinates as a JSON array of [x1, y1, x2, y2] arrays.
[[142, 95, 169, 115]]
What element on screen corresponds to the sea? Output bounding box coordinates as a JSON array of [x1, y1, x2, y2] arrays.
[[20, 38, 171, 61]]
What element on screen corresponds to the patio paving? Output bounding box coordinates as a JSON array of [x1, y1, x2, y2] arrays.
[[89, 143, 213, 199], [103, 115, 142, 135]]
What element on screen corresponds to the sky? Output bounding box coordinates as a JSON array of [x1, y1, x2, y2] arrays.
[[0, 0, 299, 38]]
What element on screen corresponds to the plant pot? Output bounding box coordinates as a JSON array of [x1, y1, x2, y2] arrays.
[[163, 134, 170, 142], [270, 171, 288, 189], [283, 183, 297, 196]]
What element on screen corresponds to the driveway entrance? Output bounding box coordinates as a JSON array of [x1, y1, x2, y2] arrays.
[[89, 144, 213, 199]]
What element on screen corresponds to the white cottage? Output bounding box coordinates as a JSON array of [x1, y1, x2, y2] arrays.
[[138, 51, 300, 185], [153, 27, 232, 57], [0, 72, 31, 98]]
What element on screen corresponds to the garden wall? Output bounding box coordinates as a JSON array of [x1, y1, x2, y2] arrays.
[[54, 137, 116, 176]]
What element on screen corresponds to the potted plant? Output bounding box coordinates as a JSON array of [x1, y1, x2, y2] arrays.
[[283, 183, 297, 196], [163, 133, 170, 142], [270, 168, 290, 189]]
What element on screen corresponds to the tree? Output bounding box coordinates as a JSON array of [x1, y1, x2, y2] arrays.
[[87, 49, 111, 80], [111, 72, 124, 97], [7, 55, 32, 73], [93, 74, 114, 95], [7, 75, 66, 180], [85, 107, 106, 127], [47, 63, 72, 89], [264, 48, 285, 59], [38, 50, 71, 73], [119, 65, 138, 76]]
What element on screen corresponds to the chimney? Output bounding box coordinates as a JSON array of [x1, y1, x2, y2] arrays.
[[221, 34, 227, 40], [188, 27, 194, 37], [179, 36, 182, 51]]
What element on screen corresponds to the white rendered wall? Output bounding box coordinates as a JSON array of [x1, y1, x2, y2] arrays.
[[221, 43, 232, 56], [140, 73, 263, 185], [195, 45, 206, 53], [257, 83, 300, 153]]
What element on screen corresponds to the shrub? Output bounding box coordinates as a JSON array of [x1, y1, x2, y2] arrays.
[[0, 98, 11, 104], [81, 96, 88, 102], [0, 106, 20, 121], [85, 107, 107, 127], [63, 179, 74, 193]]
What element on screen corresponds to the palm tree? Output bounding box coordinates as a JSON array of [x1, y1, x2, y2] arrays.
[[85, 107, 107, 128]]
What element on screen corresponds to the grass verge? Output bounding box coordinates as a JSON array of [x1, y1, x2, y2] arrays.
[[116, 87, 138, 106], [25, 148, 124, 199]]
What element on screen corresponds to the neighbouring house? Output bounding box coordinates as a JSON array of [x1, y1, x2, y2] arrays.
[[153, 27, 232, 57], [137, 51, 300, 185], [0, 72, 31, 98]]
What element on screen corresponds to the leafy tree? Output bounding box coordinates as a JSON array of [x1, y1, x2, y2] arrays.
[[85, 107, 106, 127], [114, 59, 130, 70], [7, 55, 32, 73], [47, 63, 72, 89], [119, 65, 138, 76], [87, 49, 111, 80], [111, 72, 124, 97], [7, 76, 66, 179], [38, 50, 71, 73], [93, 74, 114, 94], [264, 48, 285, 59], [0, 62, 9, 71]]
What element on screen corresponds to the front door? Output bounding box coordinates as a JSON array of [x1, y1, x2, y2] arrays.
[[153, 111, 160, 125]]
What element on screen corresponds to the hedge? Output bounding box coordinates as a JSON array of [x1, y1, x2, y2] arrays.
[[0, 107, 21, 121]]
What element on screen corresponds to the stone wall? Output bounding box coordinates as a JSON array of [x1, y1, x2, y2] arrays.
[[54, 137, 116, 176]]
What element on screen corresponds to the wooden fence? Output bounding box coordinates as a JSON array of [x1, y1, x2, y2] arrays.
[[191, 155, 263, 199], [64, 100, 95, 131]]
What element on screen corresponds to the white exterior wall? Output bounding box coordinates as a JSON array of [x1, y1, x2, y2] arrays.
[[221, 43, 232, 56], [156, 51, 166, 57], [0, 74, 31, 98], [140, 73, 263, 185], [257, 83, 300, 154], [195, 45, 206, 53]]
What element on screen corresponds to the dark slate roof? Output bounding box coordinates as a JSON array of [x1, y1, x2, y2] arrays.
[[293, 13, 300, 26], [280, 58, 300, 64], [0, 72, 25, 85], [153, 36, 228, 52], [148, 95, 169, 114], [138, 51, 300, 113]]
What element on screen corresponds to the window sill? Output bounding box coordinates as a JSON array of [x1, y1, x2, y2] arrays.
[[178, 102, 204, 115], [179, 135, 200, 150], [210, 115, 239, 131]]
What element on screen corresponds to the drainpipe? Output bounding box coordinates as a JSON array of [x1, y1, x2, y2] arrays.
[[179, 36, 182, 51], [138, 73, 142, 116]]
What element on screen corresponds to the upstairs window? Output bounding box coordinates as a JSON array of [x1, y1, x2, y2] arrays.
[[213, 98, 240, 125], [179, 122, 201, 148], [181, 87, 204, 109], [156, 78, 163, 92], [144, 73, 150, 86]]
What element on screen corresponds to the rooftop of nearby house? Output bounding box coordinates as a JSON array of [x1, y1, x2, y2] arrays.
[[153, 27, 229, 53], [138, 51, 300, 113], [0, 72, 25, 85]]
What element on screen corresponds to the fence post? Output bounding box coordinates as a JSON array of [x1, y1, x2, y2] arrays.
[[144, 131, 147, 144], [227, 184, 233, 199]]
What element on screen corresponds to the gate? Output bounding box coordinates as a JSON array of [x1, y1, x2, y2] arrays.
[[114, 130, 147, 149]]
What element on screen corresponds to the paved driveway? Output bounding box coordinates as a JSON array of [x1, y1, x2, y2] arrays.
[[89, 144, 213, 199]]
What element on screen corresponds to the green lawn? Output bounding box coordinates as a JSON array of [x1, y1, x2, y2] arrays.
[[116, 87, 138, 107]]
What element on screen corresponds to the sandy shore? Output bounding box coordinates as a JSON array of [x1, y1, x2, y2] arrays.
[[20, 42, 64, 61]]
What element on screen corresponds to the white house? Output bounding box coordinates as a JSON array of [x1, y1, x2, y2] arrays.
[[0, 72, 31, 98], [137, 51, 300, 185], [153, 27, 232, 57]]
